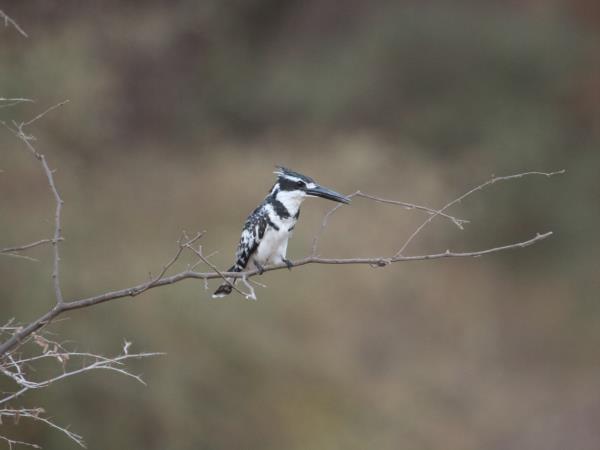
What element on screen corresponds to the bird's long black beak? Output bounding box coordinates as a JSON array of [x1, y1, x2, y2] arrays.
[[306, 185, 351, 204]]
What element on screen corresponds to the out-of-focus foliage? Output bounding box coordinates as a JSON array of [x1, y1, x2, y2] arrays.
[[1, 1, 599, 449]]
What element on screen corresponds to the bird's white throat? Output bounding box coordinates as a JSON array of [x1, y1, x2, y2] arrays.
[[275, 190, 306, 217]]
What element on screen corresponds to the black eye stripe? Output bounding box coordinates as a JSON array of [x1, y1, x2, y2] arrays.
[[278, 177, 308, 191]]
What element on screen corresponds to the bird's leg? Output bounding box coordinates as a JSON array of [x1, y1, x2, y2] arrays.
[[282, 258, 293, 271], [254, 260, 265, 275]]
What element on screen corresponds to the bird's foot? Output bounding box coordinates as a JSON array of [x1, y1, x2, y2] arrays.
[[282, 258, 293, 271], [254, 261, 265, 275]]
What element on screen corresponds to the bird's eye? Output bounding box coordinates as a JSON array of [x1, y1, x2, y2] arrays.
[[296, 180, 304, 188]]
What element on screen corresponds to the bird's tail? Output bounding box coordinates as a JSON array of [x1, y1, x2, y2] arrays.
[[212, 264, 240, 298]]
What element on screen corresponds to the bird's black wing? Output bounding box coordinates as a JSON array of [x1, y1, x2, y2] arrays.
[[213, 203, 269, 298], [230, 204, 268, 272]]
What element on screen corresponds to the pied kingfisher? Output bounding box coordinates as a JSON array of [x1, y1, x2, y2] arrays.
[[213, 166, 350, 297]]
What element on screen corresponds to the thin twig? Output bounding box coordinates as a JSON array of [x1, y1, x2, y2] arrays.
[[0, 337, 161, 448], [129, 231, 204, 297], [0, 98, 33, 103], [0, 252, 39, 262], [20, 100, 69, 128], [11, 412, 85, 448], [2, 102, 70, 305], [182, 235, 248, 298], [0, 98, 34, 109], [311, 197, 349, 256], [0, 238, 59, 257], [394, 170, 565, 256], [1, 350, 162, 405], [355, 191, 469, 228], [310, 190, 468, 256], [0, 434, 41, 449], [0, 9, 28, 38]]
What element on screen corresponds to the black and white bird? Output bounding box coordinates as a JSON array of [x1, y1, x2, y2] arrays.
[[213, 167, 350, 297]]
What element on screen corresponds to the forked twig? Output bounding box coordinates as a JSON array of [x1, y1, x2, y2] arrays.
[[0, 9, 28, 38], [310, 190, 469, 256], [0, 238, 62, 262], [0, 238, 58, 254], [2, 101, 70, 305], [182, 235, 249, 298], [394, 170, 565, 256]]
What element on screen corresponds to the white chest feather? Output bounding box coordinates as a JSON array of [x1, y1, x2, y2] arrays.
[[252, 204, 297, 266], [254, 225, 290, 265]]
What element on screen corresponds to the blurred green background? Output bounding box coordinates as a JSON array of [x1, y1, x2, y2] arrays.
[[1, 1, 599, 449]]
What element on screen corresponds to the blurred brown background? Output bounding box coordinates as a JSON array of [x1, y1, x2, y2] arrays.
[[1, 1, 599, 449]]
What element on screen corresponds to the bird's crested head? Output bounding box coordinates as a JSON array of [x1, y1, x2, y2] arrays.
[[270, 166, 350, 207]]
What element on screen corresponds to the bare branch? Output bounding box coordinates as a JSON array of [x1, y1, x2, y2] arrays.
[[1, 409, 86, 448], [232, 231, 555, 270], [0, 98, 34, 109], [18, 100, 69, 129], [0, 238, 61, 262], [71, 230, 552, 299], [354, 191, 469, 229], [3, 346, 160, 391], [311, 197, 349, 256], [2, 102, 69, 305], [25, 415, 84, 448], [0, 98, 33, 103], [127, 231, 204, 297], [1, 349, 162, 405], [0, 238, 57, 254], [0, 336, 161, 448], [0, 252, 39, 262], [0, 164, 562, 358], [0, 9, 28, 38], [0, 434, 41, 449], [182, 234, 250, 298], [310, 190, 469, 256], [394, 170, 565, 256]]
